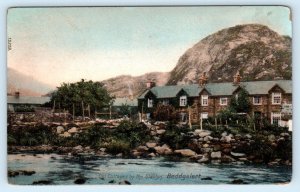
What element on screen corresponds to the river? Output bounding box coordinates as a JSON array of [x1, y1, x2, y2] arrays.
[[8, 153, 292, 185]]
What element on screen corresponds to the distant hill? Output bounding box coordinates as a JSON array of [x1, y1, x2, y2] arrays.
[[101, 72, 170, 98], [167, 24, 291, 85], [7, 67, 54, 96]]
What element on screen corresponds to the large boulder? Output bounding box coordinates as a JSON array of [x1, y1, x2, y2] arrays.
[[193, 129, 202, 135], [198, 130, 212, 138], [56, 126, 65, 134], [220, 136, 232, 143], [280, 132, 290, 137], [60, 132, 71, 137], [221, 132, 228, 137], [132, 150, 142, 157], [204, 136, 213, 142], [68, 127, 79, 133], [136, 146, 148, 152], [230, 152, 246, 157], [156, 129, 166, 135], [198, 155, 210, 163], [268, 134, 276, 142], [244, 134, 252, 139], [202, 143, 210, 148], [145, 142, 157, 148], [174, 149, 196, 157], [154, 144, 172, 155], [147, 153, 156, 158], [211, 151, 222, 159], [74, 145, 83, 151], [221, 155, 236, 163], [201, 148, 213, 153]]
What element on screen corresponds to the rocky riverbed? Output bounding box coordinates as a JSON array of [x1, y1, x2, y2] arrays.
[[8, 128, 292, 167], [7, 153, 292, 185]]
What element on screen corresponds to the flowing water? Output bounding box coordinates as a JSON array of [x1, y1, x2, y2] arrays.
[[8, 153, 292, 185]]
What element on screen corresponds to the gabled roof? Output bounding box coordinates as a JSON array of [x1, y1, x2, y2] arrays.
[[7, 96, 50, 105], [138, 89, 151, 99], [205, 83, 238, 96], [138, 80, 292, 99], [151, 85, 183, 98], [240, 80, 292, 95]]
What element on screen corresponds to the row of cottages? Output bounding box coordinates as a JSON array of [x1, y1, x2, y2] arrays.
[[7, 92, 51, 112], [137, 73, 292, 126]]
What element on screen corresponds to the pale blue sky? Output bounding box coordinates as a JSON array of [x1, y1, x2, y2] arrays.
[[7, 6, 291, 87]]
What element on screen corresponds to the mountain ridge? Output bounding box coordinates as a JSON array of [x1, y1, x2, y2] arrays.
[[167, 24, 291, 85]]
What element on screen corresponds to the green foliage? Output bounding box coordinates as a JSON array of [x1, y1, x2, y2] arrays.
[[105, 139, 131, 155], [160, 123, 191, 149], [117, 104, 138, 117], [229, 88, 251, 113], [116, 120, 150, 148], [153, 104, 177, 121], [48, 79, 114, 117], [8, 124, 58, 146], [14, 105, 35, 112], [7, 134, 17, 145]]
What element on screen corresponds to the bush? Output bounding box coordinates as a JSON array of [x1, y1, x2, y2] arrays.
[[153, 104, 177, 121], [105, 139, 131, 155], [160, 123, 190, 149], [116, 120, 150, 148], [8, 124, 58, 146]]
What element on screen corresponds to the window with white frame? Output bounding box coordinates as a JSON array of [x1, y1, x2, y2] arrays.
[[253, 96, 262, 105], [162, 99, 169, 105], [201, 95, 208, 106], [148, 99, 153, 108], [179, 96, 187, 106], [201, 112, 208, 119], [271, 112, 281, 126], [272, 93, 281, 105], [220, 97, 228, 106]]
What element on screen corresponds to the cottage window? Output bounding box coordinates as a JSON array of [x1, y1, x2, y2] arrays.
[[201, 112, 208, 119], [253, 96, 262, 105], [179, 96, 187, 106], [201, 95, 208, 106], [271, 112, 281, 126], [272, 93, 281, 105], [220, 97, 227, 106], [148, 99, 153, 108], [162, 99, 169, 105]]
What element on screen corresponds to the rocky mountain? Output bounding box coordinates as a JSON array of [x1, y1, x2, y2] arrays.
[[7, 67, 54, 96], [167, 24, 292, 85], [101, 72, 170, 98]]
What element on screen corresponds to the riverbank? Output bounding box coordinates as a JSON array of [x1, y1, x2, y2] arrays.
[[8, 120, 292, 166], [7, 153, 292, 185]]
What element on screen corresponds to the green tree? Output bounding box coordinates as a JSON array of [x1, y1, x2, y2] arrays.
[[49, 79, 114, 119], [230, 87, 251, 113]]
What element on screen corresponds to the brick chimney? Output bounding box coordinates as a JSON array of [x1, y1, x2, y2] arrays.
[[199, 72, 208, 87], [146, 79, 156, 89], [15, 91, 20, 98], [233, 71, 241, 85]]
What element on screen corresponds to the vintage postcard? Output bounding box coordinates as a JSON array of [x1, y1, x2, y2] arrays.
[[7, 6, 292, 185]]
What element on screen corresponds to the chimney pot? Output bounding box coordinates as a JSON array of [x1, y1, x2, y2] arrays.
[[199, 72, 208, 87], [146, 80, 156, 89], [15, 91, 20, 98], [233, 71, 241, 85]]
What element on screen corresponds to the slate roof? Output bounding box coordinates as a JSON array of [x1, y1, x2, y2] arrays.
[[113, 98, 138, 107], [138, 80, 292, 99], [7, 96, 51, 105], [240, 80, 292, 95]]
